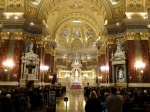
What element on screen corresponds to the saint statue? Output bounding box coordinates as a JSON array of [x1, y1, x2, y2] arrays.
[[114, 42, 125, 58], [63, 27, 68, 37], [29, 42, 33, 52], [118, 68, 124, 82]]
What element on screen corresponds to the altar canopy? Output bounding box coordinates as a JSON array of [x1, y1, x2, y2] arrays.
[[58, 55, 96, 88]]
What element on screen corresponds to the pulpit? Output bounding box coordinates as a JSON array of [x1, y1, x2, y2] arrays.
[[19, 42, 40, 87]]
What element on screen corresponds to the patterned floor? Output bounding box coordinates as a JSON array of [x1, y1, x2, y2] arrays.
[[32, 89, 86, 112]]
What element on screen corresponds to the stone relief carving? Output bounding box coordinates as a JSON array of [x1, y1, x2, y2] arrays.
[[61, 27, 69, 38], [69, 1, 83, 9], [72, 29, 81, 37], [28, 0, 41, 4], [86, 28, 94, 38]]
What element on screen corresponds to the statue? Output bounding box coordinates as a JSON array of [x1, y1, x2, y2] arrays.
[[63, 27, 68, 37], [29, 42, 33, 52], [118, 68, 124, 82], [113, 42, 125, 58], [86, 28, 94, 38], [72, 29, 81, 37]]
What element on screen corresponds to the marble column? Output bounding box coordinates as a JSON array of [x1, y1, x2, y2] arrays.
[[100, 53, 106, 83], [12, 40, 24, 81], [66, 61, 72, 70], [106, 38, 115, 84], [0, 8, 4, 18], [45, 53, 51, 82], [82, 61, 87, 70], [126, 35, 136, 83], [0, 39, 9, 81], [36, 43, 44, 81], [141, 34, 150, 83], [51, 55, 54, 73]]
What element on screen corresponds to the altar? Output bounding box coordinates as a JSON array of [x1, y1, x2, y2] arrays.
[[57, 55, 96, 87], [70, 82, 82, 89]]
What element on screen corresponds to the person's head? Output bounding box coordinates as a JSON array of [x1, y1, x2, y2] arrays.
[[111, 87, 117, 94], [6, 94, 11, 98], [104, 92, 109, 97], [89, 91, 98, 98]]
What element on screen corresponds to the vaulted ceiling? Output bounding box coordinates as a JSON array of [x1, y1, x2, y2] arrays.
[[1, 0, 150, 63], [33, 0, 124, 61]]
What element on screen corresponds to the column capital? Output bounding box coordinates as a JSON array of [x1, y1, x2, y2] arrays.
[[106, 38, 115, 45], [45, 48, 54, 55], [125, 33, 136, 40], [140, 33, 149, 40], [1, 32, 24, 40]]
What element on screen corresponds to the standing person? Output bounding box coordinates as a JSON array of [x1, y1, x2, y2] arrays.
[[106, 87, 123, 112], [85, 91, 102, 112]]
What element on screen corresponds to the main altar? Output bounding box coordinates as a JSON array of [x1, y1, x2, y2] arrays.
[[57, 55, 96, 88]]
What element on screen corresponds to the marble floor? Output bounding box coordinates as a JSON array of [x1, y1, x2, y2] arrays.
[[33, 88, 87, 112], [56, 89, 86, 112]]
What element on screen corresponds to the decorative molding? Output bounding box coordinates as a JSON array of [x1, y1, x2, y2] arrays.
[[0, 81, 18, 86], [140, 33, 149, 40], [113, 5, 124, 16], [125, 33, 135, 40], [106, 38, 115, 45]]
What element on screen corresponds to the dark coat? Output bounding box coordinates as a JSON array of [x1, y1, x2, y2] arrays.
[[85, 98, 102, 112]]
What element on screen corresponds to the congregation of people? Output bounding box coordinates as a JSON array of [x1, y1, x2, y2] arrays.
[[84, 86, 150, 112], [0, 85, 66, 112]]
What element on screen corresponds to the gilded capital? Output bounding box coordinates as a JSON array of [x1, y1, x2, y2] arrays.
[[140, 33, 149, 40], [106, 38, 115, 45], [125, 33, 135, 40]]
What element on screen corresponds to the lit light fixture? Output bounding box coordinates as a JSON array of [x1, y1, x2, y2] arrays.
[[72, 19, 82, 23], [135, 61, 145, 82], [3, 60, 14, 68], [104, 20, 108, 25], [30, 22, 34, 25], [100, 66, 109, 72], [14, 16, 18, 19], [135, 62, 145, 70], [116, 23, 119, 25], [128, 16, 131, 19], [3, 60, 14, 81], [148, 24, 150, 28]]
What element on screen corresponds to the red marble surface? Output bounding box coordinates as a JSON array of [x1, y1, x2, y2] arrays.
[[141, 40, 150, 83], [12, 40, 24, 81], [100, 54, 106, 83], [0, 40, 9, 81], [45, 54, 51, 82], [106, 44, 114, 83], [126, 40, 136, 83], [51, 55, 54, 73], [82, 62, 87, 70], [36, 44, 44, 79]]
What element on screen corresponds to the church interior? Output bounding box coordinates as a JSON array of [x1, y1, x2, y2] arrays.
[[0, 0, 150, 112]]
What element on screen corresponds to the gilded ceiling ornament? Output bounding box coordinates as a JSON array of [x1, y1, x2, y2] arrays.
[[130, 3, 133, 7], [27, 0, 41, 5], [27, 6, 37, 15], [0, 0, 5, 5], [10, 4, 14, 7], [17, 4, 20, 7], [72, 29, 81, 38], [137, 3, 140, 7], [114, 6, 123, 15], [69, 1, 83, 9], [86, 28, 94, 38], [60, 27, 69, 38]]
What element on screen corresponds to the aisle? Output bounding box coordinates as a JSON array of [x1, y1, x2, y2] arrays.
[[56, 89, 86, 112]]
